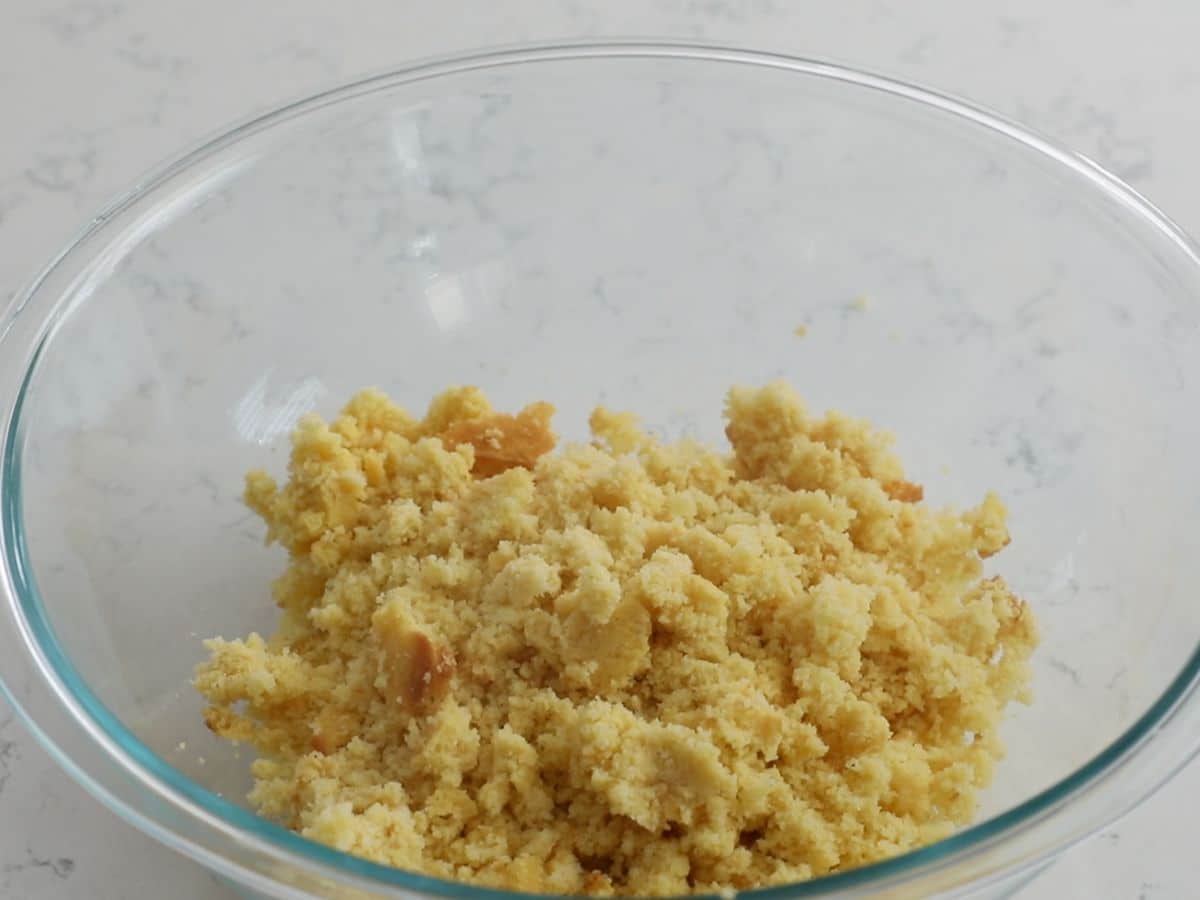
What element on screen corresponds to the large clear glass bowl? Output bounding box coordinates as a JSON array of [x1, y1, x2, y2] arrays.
[[1, 42, 1199, 900]]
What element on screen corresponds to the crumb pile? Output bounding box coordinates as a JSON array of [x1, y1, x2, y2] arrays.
[[195, 383, 1037, 895]]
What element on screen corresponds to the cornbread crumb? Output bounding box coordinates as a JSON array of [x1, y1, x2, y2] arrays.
[[195, 382, 1037, 895], [883, 478, 924, 503], [440, 396, 557, 477], [793, 325, 808, 338]]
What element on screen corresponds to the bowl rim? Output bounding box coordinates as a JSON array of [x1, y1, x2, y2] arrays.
[[2, 38, 1200, 900]]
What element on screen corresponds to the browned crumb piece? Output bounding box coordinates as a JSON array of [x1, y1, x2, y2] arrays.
[[440, 401, 557, 477], [372, 595, 455, 711], [884, 478, 924, 502], [195, 382, 1038, 897]]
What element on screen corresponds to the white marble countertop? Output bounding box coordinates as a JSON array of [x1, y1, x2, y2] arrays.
[[1, 1, 1197, 898]]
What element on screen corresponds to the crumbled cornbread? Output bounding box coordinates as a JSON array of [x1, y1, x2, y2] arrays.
[[195, 383, 1036, 895]]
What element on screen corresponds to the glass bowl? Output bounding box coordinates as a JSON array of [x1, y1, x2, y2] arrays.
[[2, 42, 1199, 900]]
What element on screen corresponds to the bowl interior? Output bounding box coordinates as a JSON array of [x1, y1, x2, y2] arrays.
[[11, 50, 1200, 878]]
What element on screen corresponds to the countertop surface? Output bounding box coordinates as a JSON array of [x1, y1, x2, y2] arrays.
[[1, 1, 1197, 898]]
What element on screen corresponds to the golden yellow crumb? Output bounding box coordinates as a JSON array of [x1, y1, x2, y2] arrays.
[[793, 325, 808, 338], [883, 478, 924, 503], [851, 295, 871, 311], [439, 398, 557, 478], [195, 382, 1037, 896]]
